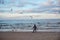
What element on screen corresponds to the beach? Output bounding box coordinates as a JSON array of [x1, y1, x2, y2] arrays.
[[0, 32, 60, 40]]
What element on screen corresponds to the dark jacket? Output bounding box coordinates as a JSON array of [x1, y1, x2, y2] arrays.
[[33, 24, 37, 30]]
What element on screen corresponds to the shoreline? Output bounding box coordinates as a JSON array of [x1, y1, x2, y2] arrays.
[[0, 29, 60, 32]]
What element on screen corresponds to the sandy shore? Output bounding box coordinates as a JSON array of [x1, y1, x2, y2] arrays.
[[0, 32, 60, 40]]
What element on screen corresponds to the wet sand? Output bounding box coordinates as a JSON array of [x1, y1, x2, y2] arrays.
[[0, 32, 60, 40]]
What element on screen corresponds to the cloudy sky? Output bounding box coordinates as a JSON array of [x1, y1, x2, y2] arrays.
[[0, 0, 60, 20], [0, 0, 60, 13]]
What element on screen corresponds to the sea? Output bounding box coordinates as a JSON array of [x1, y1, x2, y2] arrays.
[[0, 19, 60, 32]]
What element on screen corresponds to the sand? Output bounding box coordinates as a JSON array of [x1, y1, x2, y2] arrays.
[[0, 32, 60, 40]]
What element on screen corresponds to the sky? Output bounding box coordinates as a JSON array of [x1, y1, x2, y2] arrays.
[[0, 13, 60, 20], [0, 0, 60, 20], [0, 0, 60, 13]]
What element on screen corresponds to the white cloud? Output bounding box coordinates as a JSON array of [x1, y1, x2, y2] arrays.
[[0, 13, 60, 20]]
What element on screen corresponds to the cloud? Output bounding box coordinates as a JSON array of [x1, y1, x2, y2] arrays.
[[57, 0, 60, 6], [0, 0, 60, 13], [0, 13, 60, 20], [23, 0, 60, 13]]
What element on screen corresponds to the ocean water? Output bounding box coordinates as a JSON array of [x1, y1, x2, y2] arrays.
[[0, 19, 60, 32], [0, 19, 60, 23]]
